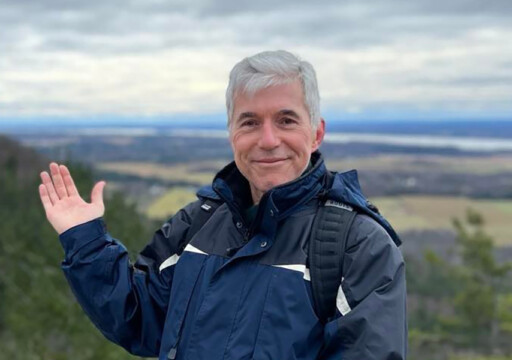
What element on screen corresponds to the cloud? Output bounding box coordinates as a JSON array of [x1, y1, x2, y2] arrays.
[[1, 0, 511, 118]]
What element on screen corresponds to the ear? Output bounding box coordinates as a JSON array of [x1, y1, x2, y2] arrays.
[[311, 118, 325, 152]]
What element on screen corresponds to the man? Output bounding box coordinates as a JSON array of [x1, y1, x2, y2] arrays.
[[39, 50, 407, 360]]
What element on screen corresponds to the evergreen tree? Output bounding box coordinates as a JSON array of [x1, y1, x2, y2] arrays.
[[450, 209, 512, 354]]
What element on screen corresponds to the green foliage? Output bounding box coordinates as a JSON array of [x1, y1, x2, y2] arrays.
[[498, 294, 512, 333], [449, 209, 512, 351], [0, 160, 154, 360], [408, 207, 512, 359], [449, 356, 512, 360]]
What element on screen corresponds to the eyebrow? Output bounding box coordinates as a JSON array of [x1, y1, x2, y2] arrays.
[[277, 109, 301, 118], [235, 109, 302, 124], [236, 112, 258, 122]]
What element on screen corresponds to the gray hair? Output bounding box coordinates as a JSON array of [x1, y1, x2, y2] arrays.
[[226, 50, 321, 130]]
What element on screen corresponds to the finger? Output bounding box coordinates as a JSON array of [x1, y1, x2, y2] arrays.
[[91, 181, 106, 206], [39, 184, 53, 211], [40, 171, 59, 205], [59, 164, 79, 197], [50, 162, 68, 199]]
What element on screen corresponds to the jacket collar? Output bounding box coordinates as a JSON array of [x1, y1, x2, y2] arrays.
[[212, 151, 327, 223]]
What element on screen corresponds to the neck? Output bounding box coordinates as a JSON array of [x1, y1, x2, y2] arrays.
[[250, 185, 264, 205]]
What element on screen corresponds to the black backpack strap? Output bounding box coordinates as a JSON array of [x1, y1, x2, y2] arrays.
[[309, 197, 357, 324]]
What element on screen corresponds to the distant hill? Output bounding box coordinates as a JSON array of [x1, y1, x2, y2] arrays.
[[325, 119, 512, 139], [2, 119, 512, 138], [0, 134, 48, 182]]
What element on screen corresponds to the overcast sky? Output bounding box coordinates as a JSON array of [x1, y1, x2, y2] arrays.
[[1, 0, 511, 122]]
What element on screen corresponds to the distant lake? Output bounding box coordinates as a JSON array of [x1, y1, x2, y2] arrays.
[[14, 127, 512, 153]]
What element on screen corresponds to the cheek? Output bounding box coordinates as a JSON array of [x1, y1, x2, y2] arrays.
[[293, 134, 315, 153], [230, 134, 241, 153], [231, 133, 254, 156]]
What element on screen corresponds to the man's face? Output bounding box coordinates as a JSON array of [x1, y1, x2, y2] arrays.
[[229, 80, 325, 204]]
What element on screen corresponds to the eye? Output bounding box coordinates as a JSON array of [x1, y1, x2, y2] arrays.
[[240, 119, 258, 127], [280, 117, 297, 125]]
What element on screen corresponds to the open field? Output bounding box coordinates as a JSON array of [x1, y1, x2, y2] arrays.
[[99, 155, 512, 182], [371, 195, 512, 246], [325, 154, 512, 175], [146, 187, 198, 220], [97, 161, 225, 185]]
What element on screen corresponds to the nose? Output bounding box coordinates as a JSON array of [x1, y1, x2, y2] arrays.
[[258, 121, 280, 150]]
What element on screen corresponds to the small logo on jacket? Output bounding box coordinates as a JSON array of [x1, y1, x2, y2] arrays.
[[201, 203, 212, 211]]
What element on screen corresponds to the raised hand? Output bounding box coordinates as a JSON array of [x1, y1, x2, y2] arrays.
[[39, 163, 106, 235]]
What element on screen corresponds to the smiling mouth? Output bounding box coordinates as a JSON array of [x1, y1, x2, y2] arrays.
[[254, 158, 287, 164]]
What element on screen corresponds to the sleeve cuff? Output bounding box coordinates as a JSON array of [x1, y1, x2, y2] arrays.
[[59, 218, 108, 257]]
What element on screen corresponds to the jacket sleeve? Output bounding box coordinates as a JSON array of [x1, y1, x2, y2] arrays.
[[319, 214, 408, 360], [59, 201, 201, 357]]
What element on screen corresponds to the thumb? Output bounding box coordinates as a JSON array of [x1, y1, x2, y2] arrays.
[[91, 181, 106, 205]]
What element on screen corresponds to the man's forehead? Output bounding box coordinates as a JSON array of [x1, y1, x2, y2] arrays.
[[233, 81, 307, 114]]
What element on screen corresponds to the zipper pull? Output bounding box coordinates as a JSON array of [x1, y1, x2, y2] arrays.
[[167, 346, 177, 360]]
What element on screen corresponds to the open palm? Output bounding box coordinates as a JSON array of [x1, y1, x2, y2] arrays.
[[39, 163, 106, 235]]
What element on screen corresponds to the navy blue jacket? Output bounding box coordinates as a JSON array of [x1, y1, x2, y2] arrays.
[[59, 152, 407, 359]]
